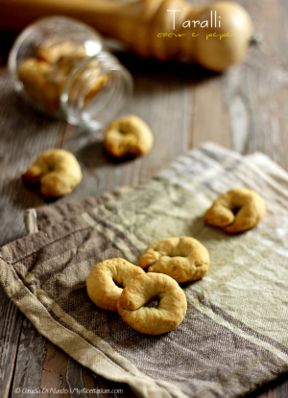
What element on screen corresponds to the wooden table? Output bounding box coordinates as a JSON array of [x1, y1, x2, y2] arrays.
[[1, 1, 288, 397]]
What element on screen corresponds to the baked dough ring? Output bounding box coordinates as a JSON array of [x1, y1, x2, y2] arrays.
[[86, 258, 145, 312], [22, 149, 82, 198], [139, 236, 210, 283], [117, 272, 187, 335], [204, 188, 266, 234], [104, 115, 154, 158], [18, 58, 62, 113], [37, 39, 86, 64]]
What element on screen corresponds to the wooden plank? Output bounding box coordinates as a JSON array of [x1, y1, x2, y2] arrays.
[[39, 342, 70, 398], [0, 68, 66, 397], [226, 0, 288, 170], [66, 359, 87, 398], [191, 74, 231, 149], [10, 318, 47, 398], [0, 295, 22, 398], [225, 1, 288, 397]]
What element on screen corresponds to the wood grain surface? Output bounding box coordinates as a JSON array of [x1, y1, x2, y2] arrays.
[[0, 1, 288, 397]]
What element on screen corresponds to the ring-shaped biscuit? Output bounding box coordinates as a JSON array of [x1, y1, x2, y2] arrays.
[[18, 58, 61, 113], [139, 236, 210, 283], [22, 149, 82, 198], [204, 188, 266, 234], [86, 258, 145, 312], [117, 273, 187, 335], [104, 115, 154, 158]]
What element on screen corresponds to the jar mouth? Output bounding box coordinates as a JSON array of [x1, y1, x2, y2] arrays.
[[8, 16, 105, 120], [60, 52, 133, 130], [8, 15, 132, 128]]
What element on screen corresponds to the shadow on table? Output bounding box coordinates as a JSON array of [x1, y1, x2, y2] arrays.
[[114, 49, 219, 86], [2, 176, 44, 209], [0, 178, 44, 245], [74, 138, 145, 169]]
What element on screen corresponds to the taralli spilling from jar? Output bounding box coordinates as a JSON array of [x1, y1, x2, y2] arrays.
[[117, 272, 187, 335], [104, 115, 154, 158], [22, 149, 82, 198], [18, 40, 108, 114], [86, 258, 145, 312], [139, 236, 210, 284], [204, 188, 266, 234]]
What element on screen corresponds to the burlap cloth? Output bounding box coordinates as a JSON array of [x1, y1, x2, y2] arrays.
[[1, 143, 288, 398]]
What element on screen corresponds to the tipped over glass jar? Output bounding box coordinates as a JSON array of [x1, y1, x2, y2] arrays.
[[8, 16, 133, 130]]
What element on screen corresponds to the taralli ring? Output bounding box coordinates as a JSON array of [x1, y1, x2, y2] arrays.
[[204, 188, 266, 234], [18, 58, 61, 113], [139, 236, 210, 283], [117, 272, 187, 335], [104, 115, 154, 158], [37, 39, 86, 64], [22, 148, 82, 198], [86, 258, 145, 312]]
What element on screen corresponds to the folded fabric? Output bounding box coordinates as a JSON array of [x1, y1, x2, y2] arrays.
[[1, 143, 288, 398]]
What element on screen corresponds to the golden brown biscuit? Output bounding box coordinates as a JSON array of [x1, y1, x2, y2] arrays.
[[18, 47, 108, 114], [86, 258, 145, 312], [22, 149, 82, 198], [204, 188, 266, 234], [18, 58, 62, 113], [117, 272, 187, 335], [83, 74, 109, 104], [37, 39, 86, 64], [139, 236, 209, 283], [67, 64, 109, 105], [104, 115, 154, 158]]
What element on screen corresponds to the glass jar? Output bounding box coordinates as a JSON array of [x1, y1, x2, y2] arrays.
[[8, 16, 133, 130]]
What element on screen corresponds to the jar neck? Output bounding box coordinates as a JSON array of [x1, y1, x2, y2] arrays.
[[60, 51, 132, 130]]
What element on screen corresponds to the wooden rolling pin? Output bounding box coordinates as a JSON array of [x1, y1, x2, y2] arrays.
[[0, 0, 253, 71]]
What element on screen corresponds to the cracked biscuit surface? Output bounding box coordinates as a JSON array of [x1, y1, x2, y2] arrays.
[[104, 115, 154, 158], [117, 272, 187, 335], [139, 236, 210, 283], [86, 258, 145, 312], [22, 148, 82, 198], [204, 187, 266, 234]]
